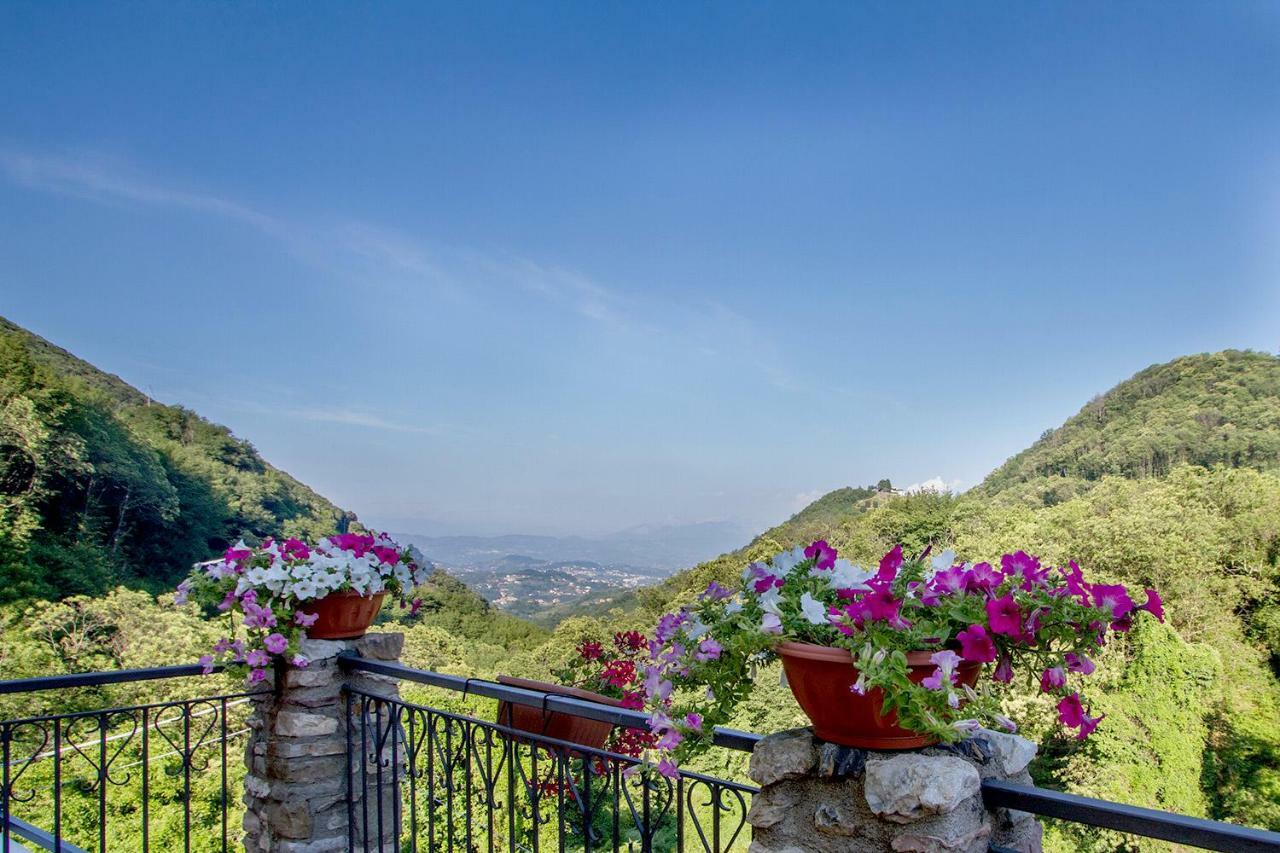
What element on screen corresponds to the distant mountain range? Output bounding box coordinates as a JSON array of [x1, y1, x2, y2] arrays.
[[392, 521, 749, 621], [392, 520, 749, 573]]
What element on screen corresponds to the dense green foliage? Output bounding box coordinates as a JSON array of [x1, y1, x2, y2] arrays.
[[0, 315, 356, 600]]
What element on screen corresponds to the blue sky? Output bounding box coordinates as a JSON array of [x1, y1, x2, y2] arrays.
[[2, 2, 1278, 536]]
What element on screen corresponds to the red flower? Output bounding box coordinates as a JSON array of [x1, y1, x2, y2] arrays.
[[578, 641, 604, 660], [614, 631, 646, 651]]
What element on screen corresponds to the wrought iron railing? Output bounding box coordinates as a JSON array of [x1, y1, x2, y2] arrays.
[[0, 664, 261, 853], [345, 686, 754, 852]]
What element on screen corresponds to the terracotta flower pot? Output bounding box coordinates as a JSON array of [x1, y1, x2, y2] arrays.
[[777, 641, 982, 750], [299, 590, 386, 640], [495, 676, 622, 751]]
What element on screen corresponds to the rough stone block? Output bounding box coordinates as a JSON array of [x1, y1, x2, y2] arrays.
[[299, 638, 349, 661], [749, 728, 817, 786], [267, 799, 313, 839], [276, 710, 339, 738], [864, 755, 980, 823], [355, 632, 404, 661], [747, 786, 798, 829], [975, 729, 1037, 778]]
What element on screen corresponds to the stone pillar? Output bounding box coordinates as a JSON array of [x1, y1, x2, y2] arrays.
[[242, 632, 404, 853], [746, 728, 1043, 853]]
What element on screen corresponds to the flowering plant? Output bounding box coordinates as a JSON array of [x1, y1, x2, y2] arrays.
[[551, 631, 655, 757], [640, 541, 1163, 777], [175, 532, 431, 683]]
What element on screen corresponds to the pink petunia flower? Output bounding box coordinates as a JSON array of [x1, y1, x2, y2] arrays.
[[986, 595, 1023, 638], [956, 624, 997, 663], [294, 611, 319, 627], [921, 650, 962, 691], [263, 633, 289, 655]]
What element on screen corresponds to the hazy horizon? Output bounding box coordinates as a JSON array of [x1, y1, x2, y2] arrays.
[[3, 3, 1277, 536]]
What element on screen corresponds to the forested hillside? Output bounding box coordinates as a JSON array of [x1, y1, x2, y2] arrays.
[[981, 349, 1280, 504], [0, 315, 356, 599]]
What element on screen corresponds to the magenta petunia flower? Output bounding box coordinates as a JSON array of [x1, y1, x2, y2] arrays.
[[684, 713, 703, 731], [804, 540, 838, 570], [1077, 712, 1105, 740], [248, 668, 268, 684], [371, 545, 401, 566], [986, 594, 1023, 638], [1139, 588, 1164, 623], [330, 532, 377, 557], [992, 652, 1014, 683], [930, 566, 968, 595], [1002, 551, 1048, 589], [1040, 667, 1066, 693], [956, 624, 997, 663], [1057, 693, 1085, 728], [876, 545, 904, 583], [964, 562, 1002, 594], [1090, 584, 1135, 621], [1064, 652, 1095, 675]]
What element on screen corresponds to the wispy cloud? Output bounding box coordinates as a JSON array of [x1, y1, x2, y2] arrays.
[[0, 147, 805, 393], [0, 149, 288, 237], [285, 406, 443, 434]]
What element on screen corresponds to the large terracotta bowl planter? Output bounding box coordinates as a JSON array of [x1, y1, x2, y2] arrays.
[[300, 590, 386, 640], [496, 676, 622, 751], [777, 641, 981, 750]]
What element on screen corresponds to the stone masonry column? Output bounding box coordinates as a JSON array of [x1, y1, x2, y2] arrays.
[[746, 728, 1043, 853], [242, 632, 404, 853]]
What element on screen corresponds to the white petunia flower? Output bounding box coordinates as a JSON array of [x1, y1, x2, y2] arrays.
[[800, 592, 828, 625]]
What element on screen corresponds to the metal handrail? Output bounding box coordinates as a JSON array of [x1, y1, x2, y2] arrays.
[[0, 663, 223, 695]]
